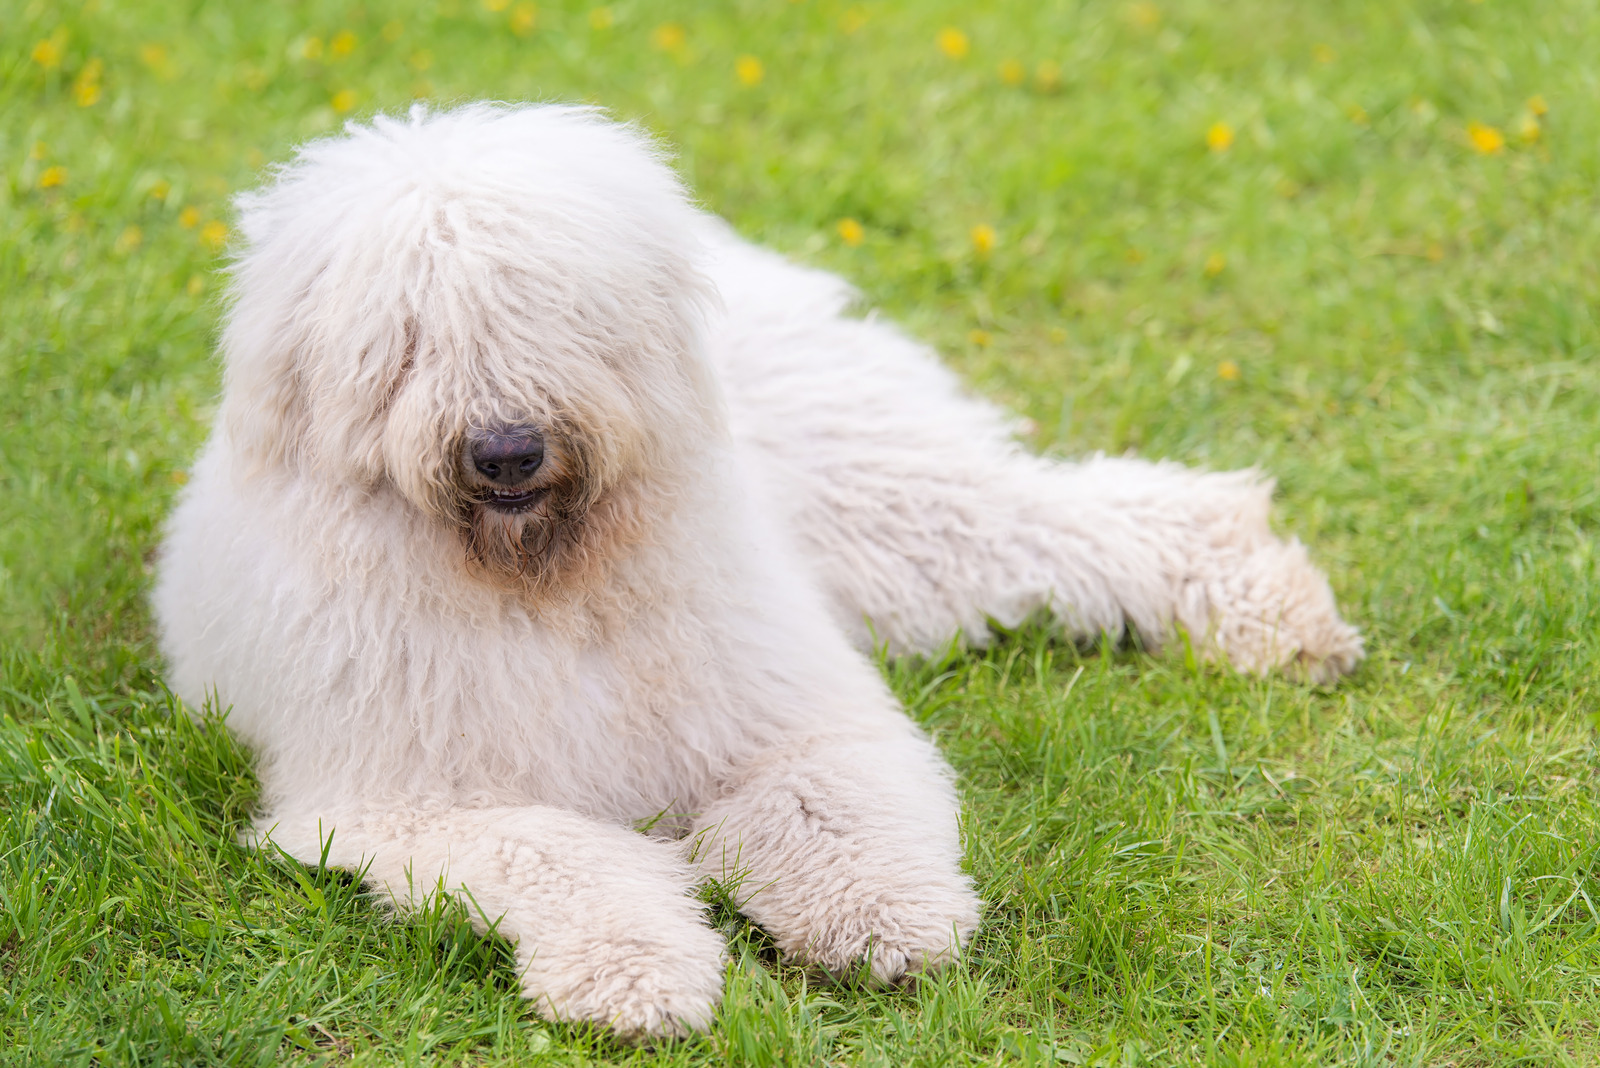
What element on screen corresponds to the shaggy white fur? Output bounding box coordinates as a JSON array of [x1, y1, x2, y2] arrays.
[[153, 103, 1361, 1041]]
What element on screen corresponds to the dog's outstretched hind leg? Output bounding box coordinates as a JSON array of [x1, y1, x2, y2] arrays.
[[1009, 454, 1365, 682], [784, 446, 1363, 682], [255, 806, 726, 1042]]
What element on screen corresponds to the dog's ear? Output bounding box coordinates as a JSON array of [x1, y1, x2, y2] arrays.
[[220, 294, 423, 483], [219, 177, 424, 483], [216, 266, 315, 476], [219, 345, 310, 474]]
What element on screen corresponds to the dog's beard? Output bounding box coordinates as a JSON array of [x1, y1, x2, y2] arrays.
[[459, 484, 588, 588]]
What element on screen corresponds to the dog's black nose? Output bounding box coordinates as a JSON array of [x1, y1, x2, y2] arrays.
[[471, 428, 544, 484]]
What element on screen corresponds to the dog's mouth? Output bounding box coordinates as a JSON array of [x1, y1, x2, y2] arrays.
[[479, 487, 549, 513]]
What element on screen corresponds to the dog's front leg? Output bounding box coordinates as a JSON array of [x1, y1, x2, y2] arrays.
[[692, 728, 980, 985], [257, 805, 726, 1041]]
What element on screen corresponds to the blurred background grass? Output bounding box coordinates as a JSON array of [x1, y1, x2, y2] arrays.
[[3, 1, 1600, 1065]]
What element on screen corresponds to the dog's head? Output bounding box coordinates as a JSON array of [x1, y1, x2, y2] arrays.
[[220, 104, 720, 589]]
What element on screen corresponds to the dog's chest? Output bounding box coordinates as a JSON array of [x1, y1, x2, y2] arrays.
[[431, 611, 744, 821]]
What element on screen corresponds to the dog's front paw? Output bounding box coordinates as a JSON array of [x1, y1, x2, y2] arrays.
[[1190, 539, 1364, 683], [522, 925, 727, 1042], [778, 880, 981, 987]]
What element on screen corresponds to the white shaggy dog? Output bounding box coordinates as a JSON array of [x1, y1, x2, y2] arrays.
[[154, 104, 1361, 1040]]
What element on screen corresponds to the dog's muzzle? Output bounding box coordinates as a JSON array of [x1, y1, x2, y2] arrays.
[[468, 426, 547, 512]]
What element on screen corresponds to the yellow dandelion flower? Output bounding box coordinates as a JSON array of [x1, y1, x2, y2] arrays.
[[200, 220, 228, 250], [968, 329, 991, 347], [186, 274, 205, 296], [937, 27, 969, 60], [30, 141, 47, 160], [330, 30, 358, 57], [1527, 94, 1548, 116], [1203, 252, 1226, 277], [143, 43, 178, 78], [1128, 2, 1160, 28], [1125, 246, 1144, 263], [32, 38, 63, 68], [735, 55, 764, 86], [652, 22, 685, 50], [998, 58, 1025, 86], [840, 6, 867, 33], [382, 20, 405, 41], [1347, 104, 1369, 126], [1516, 113, 1540, 143], [1217, 359, 1241, 381], [179, 206, 201, 228], [149, 179, 171, 200], [484, 0, 511, 11], [970, 224, 997, 255], [589, 7, 614, 30], [836, 218, 864, 247], [1426, 242, 1445, 262], [39, 166, 67, 189], [510, 3, 537, 35], [1312, 43, 1335, 64], [409, 49, 434, 72], [1206, 122, 1234, 152], [1466, 120, 1504, 154], [300, 35, 324, 60], [331, 88, 359, 113], [72, 57, 103, 105], [115, 226, 143, 255], [1034, 61, 1061, 91]]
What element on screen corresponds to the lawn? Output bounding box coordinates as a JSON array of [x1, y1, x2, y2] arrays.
[[4, 0, 1600, 1064]]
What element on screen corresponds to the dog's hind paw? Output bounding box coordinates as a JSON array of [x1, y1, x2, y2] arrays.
[[1186, 538, 1364, 683]]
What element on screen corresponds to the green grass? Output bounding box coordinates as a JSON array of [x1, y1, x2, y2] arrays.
[[4, 0, 1600, 1063]]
